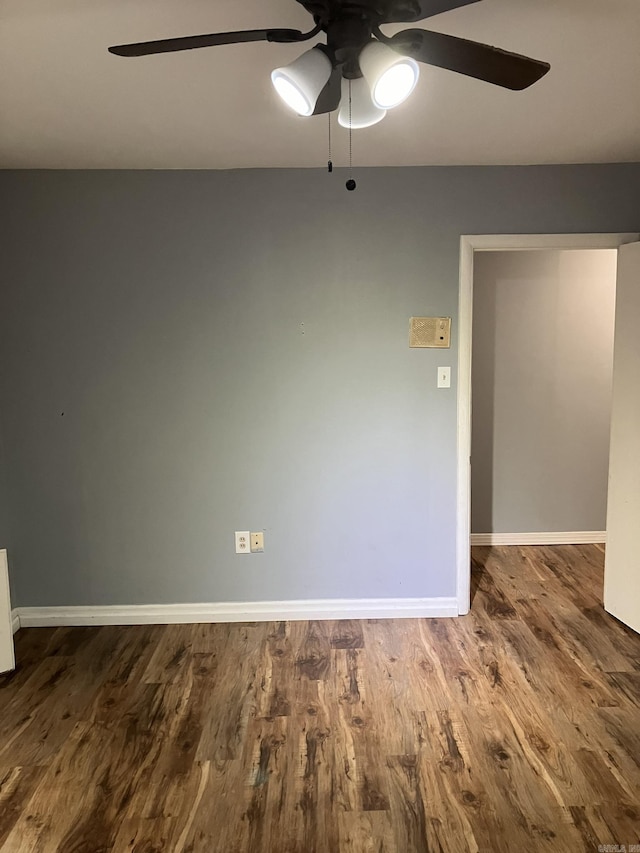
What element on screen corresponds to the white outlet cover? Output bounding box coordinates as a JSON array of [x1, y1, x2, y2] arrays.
[[235, 531, 251, 554]]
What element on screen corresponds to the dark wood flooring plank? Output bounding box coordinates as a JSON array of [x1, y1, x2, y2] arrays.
[[195, 624, 264, 763], [256, 621, 293, 718], [0, 767, 46, 848], [294, 620, 332, 682], [0, 655, 102, 767], [142, 623, 195, 685], [330, 620, 365, 650]]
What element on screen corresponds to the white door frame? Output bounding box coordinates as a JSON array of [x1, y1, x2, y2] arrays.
[[456, 233, 640, 615], [0, 550, 15, 672]]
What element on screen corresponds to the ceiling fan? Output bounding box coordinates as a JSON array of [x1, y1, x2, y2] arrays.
[[108, 0, 550, 129]]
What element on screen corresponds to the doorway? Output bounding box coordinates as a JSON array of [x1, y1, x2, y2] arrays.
[[471, 248, 616, 545], [456, 233, 640, 616]]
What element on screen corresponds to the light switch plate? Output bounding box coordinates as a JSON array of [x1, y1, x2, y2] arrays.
[[437, 366, 451, 388]]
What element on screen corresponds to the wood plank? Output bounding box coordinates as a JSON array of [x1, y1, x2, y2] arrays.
[[0, 766, 46, 848]]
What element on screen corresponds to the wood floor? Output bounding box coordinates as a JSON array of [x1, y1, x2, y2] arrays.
[[1, 545, 639, 852]]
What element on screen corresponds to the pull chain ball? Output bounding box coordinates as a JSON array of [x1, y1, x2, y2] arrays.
[[345, 79, 356, 191]]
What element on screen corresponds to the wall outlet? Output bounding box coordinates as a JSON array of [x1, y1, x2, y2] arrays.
[[250, 532, 264, 552], [235, 531, 251, 554]]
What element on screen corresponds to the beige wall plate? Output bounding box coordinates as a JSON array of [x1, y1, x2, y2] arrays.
[[410, 317, 451, 348]]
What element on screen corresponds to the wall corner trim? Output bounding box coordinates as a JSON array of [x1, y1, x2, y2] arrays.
[[11, 609, 20, 634], [14, 597, 459, 627], [470, 531, 606, 546]]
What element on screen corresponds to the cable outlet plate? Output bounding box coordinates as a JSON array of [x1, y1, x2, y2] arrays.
[[250, 532, 264, 552], [235, 531, 250, 554]]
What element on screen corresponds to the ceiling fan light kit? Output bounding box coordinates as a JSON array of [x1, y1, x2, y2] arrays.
[[271, 38, 419, 121], [271, 46, 332, 116]]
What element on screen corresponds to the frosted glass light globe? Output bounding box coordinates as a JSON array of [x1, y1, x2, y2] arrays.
[[271, 47, 332, 117], [359, 41, 419, 110]]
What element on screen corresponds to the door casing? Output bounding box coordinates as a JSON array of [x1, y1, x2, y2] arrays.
[[0, 550, 15, 673]]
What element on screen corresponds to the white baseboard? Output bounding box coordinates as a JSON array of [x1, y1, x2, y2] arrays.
[[11, 609, 20, 634], [15, 596, 459, 628], [471, 531, 606, 546]]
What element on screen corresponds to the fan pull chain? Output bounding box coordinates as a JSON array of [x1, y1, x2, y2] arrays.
[[327, 113, 333, 173], [346, 78, 356, 191]]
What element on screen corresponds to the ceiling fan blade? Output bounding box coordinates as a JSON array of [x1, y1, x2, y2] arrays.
[[388, 28, 550, 90], [312, 68, 342, 115], [108, 28, 307, 57], [382, 0, 481, 24]]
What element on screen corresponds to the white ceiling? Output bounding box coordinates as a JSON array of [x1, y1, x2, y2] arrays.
[[1, 0, 639, 169]]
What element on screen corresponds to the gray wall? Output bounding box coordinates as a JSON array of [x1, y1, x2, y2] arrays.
[[0, 166, 638, 608], [471, 250, 617, 534]]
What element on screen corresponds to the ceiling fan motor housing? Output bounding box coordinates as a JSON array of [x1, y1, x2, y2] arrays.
[[327, 17, 372, 73], [296, 1, 424, 78], [296, 0, 423, 29]]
